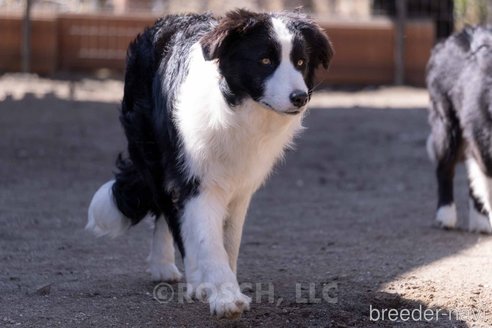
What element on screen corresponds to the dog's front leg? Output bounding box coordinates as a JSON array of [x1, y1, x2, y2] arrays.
[[224, 193, 252, 274], [181, 190, 251, 319]]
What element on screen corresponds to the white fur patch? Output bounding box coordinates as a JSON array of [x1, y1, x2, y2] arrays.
[[147, 261, 183, 282], [466, 157, 492, 213], [468, 199, 492, 234], [180, 192, 251, 318], [223, 194, 251, 274], [86, 180, 130, 238], [436, 203, 458, 229], [147, 216, 183, 282], [208, 285, 251, 319], [466, 156, 492, 234], [261, 18, 308, 113]]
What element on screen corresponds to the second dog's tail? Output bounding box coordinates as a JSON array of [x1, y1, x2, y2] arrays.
[[86, 157, 155, 237]]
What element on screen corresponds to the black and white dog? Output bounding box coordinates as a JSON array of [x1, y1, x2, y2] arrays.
[[426, 26, 492, 233], [86, 10, 332, 318]]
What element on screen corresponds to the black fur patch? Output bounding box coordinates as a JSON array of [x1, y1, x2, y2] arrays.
[[201, 10, 279, 106]]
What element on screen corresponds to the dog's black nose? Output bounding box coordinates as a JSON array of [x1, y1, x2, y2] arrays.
[[289, 90, 308, 108]]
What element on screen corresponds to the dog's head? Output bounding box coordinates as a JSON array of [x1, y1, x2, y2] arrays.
[[201, 9, 333, 115]]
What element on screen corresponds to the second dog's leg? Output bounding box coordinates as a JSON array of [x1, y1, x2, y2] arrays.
[[466, 157, 492, 233], [435, 159, 458, 229], [181, 191, 251, 319], [147, 216, 183, 282], [427, 97, 462, 229]]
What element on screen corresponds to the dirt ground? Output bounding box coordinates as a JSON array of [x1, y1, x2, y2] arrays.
[[0, 75, 491, 327]]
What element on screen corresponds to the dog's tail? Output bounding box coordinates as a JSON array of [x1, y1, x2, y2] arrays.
[[86, 156, 155, 238], [86, 26, 163, 238]]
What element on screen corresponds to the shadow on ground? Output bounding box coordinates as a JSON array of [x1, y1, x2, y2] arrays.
[[0, 93, 485, 327]]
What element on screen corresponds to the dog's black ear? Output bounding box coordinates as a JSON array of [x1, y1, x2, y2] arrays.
[[285, 12, 333, 69], [300, 22, 334, 70], [201, 9, 267, 60]]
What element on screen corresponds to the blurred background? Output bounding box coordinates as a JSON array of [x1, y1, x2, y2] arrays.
[[1, 0, 492, 86]]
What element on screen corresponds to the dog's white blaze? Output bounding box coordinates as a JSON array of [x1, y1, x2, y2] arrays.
[[262, 18, 308, 112], [272, 17, 292, 58]]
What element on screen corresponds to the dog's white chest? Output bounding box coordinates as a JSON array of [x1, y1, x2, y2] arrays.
[[174, 43, 303, 194], [177, 99, 301, 193], [215, 105, 302, 190]]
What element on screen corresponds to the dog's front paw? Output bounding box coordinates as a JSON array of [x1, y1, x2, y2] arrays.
[[208, 285, 251, 319], [435, 204, 458, 229], [147, 262, 183, 282], [469, 205, 492, 234]]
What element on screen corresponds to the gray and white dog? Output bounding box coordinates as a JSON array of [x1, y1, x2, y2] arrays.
[[426, 26, 492, 233]]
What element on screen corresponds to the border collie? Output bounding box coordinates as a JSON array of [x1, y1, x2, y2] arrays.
[[426, 26, 492, 234], [86, 10, 332, 318]]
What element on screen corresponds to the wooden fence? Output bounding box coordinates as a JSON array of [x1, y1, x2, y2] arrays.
[[0, 15, 58, 73], [0, 14, 435, 85], [57, 14, 155, 71], [320, 19, 434, 85]]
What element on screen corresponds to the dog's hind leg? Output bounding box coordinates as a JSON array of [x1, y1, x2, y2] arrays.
[[427, 98, 463, 229], [435, 157, 459, 229], [147, 215, 183, 282], [466, 157, 492, 233]]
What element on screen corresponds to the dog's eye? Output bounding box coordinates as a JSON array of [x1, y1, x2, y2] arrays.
[[260, 58, 272, 65], [296, 59, 305, 67]]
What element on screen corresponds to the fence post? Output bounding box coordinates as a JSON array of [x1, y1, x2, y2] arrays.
[[395, 0, 406, 85], [22, 0, 33, 73]]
